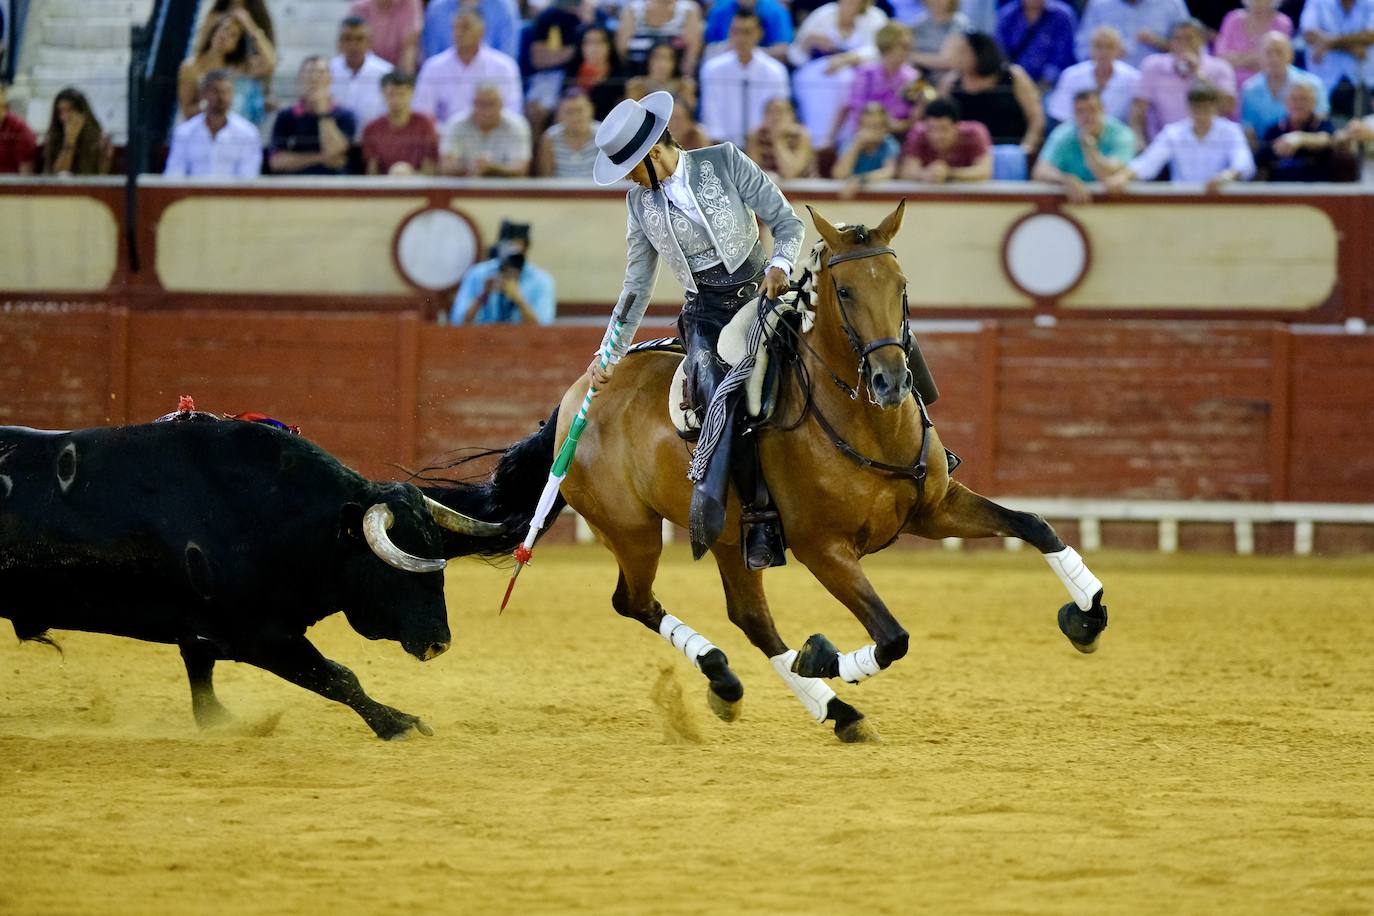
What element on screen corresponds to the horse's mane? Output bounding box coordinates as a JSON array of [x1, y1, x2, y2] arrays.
[[797, 223, 871, 304]]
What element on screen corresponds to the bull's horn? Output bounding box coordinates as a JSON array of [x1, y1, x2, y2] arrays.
[[423, 495, 504, 535], [363, 504, 446, 574]]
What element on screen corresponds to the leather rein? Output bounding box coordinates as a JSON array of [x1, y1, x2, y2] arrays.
[[768, 244, 934, 496]]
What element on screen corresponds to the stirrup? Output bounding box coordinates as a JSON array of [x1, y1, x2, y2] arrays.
[[741, 509, 786, 570]]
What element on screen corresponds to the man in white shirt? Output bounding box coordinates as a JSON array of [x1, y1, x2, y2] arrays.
[[330, 16, 393, 141], [163, 71, 263, 179], [413, 10, 521, 125], [699, 11, 791, 147], [1046, 26, 1141, 123], [1107, 81, 1254, 191]]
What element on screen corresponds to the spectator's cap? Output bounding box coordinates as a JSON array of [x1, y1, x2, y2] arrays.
[[592, 91, 674, 186]]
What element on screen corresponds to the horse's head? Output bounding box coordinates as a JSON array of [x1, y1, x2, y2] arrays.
[[806, 201, 912, 410]]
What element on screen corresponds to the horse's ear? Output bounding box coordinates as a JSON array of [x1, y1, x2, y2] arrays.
[[807, 204, 844, 251], [874, 199, 906, 242]]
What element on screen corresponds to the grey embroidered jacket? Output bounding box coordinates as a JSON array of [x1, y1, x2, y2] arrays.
[[601, 142, 805, 363]]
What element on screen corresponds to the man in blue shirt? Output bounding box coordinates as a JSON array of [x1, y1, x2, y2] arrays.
[[704, 0, 793, 60], [421, 0, 518, 61], [1299, 0, 1374, 118], [1076, 0, 1189, 67], [451, 222, 556, 325], [1240, 32, 1330, 140], [997, 0, 1079, 86]]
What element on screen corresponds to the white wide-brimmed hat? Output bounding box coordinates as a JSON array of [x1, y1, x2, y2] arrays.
[[592, 91, 674, 186]]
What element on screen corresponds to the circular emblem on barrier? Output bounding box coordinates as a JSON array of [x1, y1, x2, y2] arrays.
[[1001, 212, 1091, 300], [393, 208, 480, 291]]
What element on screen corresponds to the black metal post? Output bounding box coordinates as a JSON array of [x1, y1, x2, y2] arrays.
[[126, 22, 151, 274]]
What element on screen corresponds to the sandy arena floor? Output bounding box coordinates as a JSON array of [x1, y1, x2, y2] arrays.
[[2, 546, 1372, 915]]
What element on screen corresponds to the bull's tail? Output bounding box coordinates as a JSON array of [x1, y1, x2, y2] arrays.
[[416, 406, 563, 561]]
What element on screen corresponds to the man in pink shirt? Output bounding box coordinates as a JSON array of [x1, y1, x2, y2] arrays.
[[348, 0, 422, 75], [1130, 17, 1237, 143], [412, 10, 522, 124]]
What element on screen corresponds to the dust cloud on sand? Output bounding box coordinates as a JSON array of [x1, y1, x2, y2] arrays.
[[2, 547, 1372, 914]]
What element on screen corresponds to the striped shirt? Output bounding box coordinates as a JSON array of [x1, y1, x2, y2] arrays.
[[544, 121, 600, 179]]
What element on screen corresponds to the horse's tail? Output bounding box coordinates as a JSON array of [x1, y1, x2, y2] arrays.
[[416, 406, 563, 561]]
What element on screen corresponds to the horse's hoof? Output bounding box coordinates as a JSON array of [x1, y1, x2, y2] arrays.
[[835, 715, 880, 744], [698, 648, 743, 702], [793, 633, 840, 679], [706, 687, 743, 722], [1058, 592, 1108, 654]]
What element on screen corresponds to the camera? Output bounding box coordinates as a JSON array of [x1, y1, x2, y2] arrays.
[[500, 252, 526, 274]]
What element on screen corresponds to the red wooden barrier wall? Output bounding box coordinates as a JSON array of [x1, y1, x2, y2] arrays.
[[3, 307, 1372, 507]]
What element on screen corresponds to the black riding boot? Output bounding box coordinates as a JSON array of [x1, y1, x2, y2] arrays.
[[682, 330, 786, 567], [730, 427, 786, 570], [683, 333, 735, 559]]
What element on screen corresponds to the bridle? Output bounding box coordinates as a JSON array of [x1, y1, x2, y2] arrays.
[[804, 244, 915, 405], [766, 241, 935, 496], [825, 247, 914, 405]]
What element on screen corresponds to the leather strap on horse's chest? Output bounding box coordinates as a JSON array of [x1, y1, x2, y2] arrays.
[[809, 393, 936, 498]]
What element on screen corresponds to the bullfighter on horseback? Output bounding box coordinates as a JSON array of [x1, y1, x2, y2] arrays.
[[587, 91, 934, 570]]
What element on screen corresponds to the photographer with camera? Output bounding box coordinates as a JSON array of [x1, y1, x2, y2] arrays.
[[450, 221, 556, 326]]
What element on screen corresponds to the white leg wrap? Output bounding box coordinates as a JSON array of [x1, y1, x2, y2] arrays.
[[836, 644, 882, 684], [770, 650, 836, 723], [1044, 546, 1103, 611], [658, 614, 717, 670]]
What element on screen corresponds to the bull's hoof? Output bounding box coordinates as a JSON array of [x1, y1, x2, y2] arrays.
[[835, 715, 880, 744], [210, 710, 284, 738], [375, 712, 433, 741], [1058, 591, 1108, 654], [706, 687, 743, 722], [192, 702, 235, 731], [793, 633, 840, 679]]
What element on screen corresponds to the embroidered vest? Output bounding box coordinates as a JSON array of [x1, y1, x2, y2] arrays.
[[666, 199, 721, 274]]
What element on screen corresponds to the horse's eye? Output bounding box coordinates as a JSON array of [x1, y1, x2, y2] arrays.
[[837, 287, 851, 300]]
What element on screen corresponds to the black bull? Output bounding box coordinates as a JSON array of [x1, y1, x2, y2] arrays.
[[0, 419, 505, 740]]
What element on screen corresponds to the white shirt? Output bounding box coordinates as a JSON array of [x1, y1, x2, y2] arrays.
[[412, 45, 522, 125], [699, 50, 791, 147], [330, 52, 393, 140], [1045, 59, 1142, 124], [163, 112, 263, 178], [788, 3, 889, 68], [660, 151, 793, 276], [1129, 116, 1255, 184]]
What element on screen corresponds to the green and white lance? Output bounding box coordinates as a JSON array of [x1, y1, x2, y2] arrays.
[[500, 308, 629, 611]]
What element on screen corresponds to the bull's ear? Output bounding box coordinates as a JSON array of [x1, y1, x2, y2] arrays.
[[339, 502, 365, 541]]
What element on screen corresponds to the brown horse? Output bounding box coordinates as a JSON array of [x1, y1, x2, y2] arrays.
[[427, 201, 1108, 742]]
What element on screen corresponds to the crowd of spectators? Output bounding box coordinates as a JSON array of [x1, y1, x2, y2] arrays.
[[0, 0, 1371, 184]]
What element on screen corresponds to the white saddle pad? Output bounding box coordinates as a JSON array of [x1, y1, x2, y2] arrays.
[[668, 301, 809, 435]]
